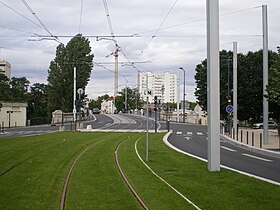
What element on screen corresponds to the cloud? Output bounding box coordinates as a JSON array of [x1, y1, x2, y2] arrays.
[[0, 0, 279, 102]]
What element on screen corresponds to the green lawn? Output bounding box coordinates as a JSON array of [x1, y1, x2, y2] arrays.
[[0, 132, 279, 210]]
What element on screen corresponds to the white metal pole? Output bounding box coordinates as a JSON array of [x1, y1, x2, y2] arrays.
[[233, 42, 238, 135], [262, 5, 269, 145], [177, 72, 180, 122], [73, 67, 77, 124], [207, 0, 220, 171], [146, 74, 149, 162]]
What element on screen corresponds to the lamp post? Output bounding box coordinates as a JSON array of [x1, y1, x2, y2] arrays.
[[7, 110, 13, 128], [179, 67, 186, 123]]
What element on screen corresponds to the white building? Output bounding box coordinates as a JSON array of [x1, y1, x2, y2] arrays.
[[138, 72, 177, 103], [101, 98, 116, 114], [0, 102, 28, 127], [0, 60, 11, 80]]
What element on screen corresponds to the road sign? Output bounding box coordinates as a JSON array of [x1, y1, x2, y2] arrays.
[[226, 105, 234, 113], [77, 88, 84, 95], [144, 89, 153, 96]]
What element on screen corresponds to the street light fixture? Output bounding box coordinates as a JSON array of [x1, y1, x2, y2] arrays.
[[179, 67, 186, 123]]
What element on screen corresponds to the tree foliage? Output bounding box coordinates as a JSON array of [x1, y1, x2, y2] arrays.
[[115, 87, 144, 112], [27, 83, 50, 124], [194, 49, 279, 123], [47, 34, 94, 114], [0, 73, 10, 101], [88, 94, 110, 110]]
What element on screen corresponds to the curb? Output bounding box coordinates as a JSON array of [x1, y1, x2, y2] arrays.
[[221, 134, 280, 159]]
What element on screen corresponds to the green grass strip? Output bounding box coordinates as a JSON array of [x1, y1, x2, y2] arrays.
[[66, 132, 144, 210], [118, 133, 280, 210]]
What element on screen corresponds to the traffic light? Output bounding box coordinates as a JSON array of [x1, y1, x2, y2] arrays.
[[154, 96, 157, 104], [227, 96, 231, 104]]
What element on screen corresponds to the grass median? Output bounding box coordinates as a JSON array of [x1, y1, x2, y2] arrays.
[[118, 133, 280, 210], [0, 131, 279, 209]]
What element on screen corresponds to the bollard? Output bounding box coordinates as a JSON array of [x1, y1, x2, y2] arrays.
[[233, 129, 235, 140], [237, 128, 239, 141], [260, 133, 263, 148], [241, 130, 243, 143], [167, 120, 170, 132], [246, 131, 249, 144], [2, 121, 4, 133], [252, 132, 254, 146]]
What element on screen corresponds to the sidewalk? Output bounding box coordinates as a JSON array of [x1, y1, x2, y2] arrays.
[[223, 127, 280, 151]]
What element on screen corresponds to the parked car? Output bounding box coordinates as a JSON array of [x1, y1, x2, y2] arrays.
[[252, 120, 277, 129], [92, 108, 100, 114]]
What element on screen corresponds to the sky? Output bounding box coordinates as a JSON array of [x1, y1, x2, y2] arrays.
[[0, 0, 279, 102]]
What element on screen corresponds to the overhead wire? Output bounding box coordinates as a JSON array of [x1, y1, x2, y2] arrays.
[[134, 6, 262, 36], [0, 25, 41, 36], [102, 0, 116, 42], [138, 0, 179, 55], [20, 0, 62, 44], [0, 1, 45, 31]]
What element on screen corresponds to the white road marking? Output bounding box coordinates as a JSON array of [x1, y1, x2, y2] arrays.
[[242, 153, 272, 162], [176, 131, 183, 135], [163, 132, 280, 187], [221, 146, 236, 152], [187, 131, 193, 136], [197, 132, 203, 136], [184, 137, 191, 141]]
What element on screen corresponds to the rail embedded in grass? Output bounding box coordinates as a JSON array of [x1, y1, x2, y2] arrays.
[[115, 138, 149, 210]]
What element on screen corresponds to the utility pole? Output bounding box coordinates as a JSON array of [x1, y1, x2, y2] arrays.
[[179, 67, 186, 123], [262, 5, 269, 145], [207, 0, 220, 171], [233, 42, 238, 136], [114, 44, 120, 98], [146, 74, 149, 162], [177, 73, 180, 122], [73, 67, 77, 127]]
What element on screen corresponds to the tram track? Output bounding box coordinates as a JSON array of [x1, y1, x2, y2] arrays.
[[114, 138, 149, 210]]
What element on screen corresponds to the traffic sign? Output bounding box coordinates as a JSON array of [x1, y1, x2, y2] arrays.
[[77, 88, 84, 95], [226, 105, 234, 113]]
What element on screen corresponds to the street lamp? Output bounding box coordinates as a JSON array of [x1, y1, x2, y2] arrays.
[[179, 67, 186, 123]]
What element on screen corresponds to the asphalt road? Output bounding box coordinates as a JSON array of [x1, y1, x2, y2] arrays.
[[167, 121, 280, 184], [1, 113, 279, 184]]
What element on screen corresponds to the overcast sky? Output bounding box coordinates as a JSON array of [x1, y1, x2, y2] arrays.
[[0, 0, 279, 102]]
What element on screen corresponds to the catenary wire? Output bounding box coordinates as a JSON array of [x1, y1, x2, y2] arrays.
[[0, 1, 45, 31], [138, 0, 178, 55], [20, 0, 62, 44]]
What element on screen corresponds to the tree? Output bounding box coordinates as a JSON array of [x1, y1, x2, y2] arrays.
[[88, 94, 110, 110], [194, 49, 279, 123], [27, 83, 50, 125], [266, 48, 280, 122], [47, 34, 94, 115], [0, 73, 10, 101], [114, 87, 144, 112], [9, 77, 30, 102]]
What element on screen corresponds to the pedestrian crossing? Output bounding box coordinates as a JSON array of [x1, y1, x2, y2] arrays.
[[176, 130, 226, 142]]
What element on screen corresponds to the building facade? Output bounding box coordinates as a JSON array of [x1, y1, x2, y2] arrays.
[[101, 98, 116, 114], [0, 102, 28, 127], [138, 72, 177, 103], [0, 60, 11, 80]]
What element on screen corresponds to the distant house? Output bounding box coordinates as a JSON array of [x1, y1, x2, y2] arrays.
[[194, 104, 207, 125], [101, 98, 116, 114], [0, 102, 28, 127]]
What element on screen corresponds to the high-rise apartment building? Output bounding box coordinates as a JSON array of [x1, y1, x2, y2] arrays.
[[0, 60, 11, 80], [138, 72, 177, 103]]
